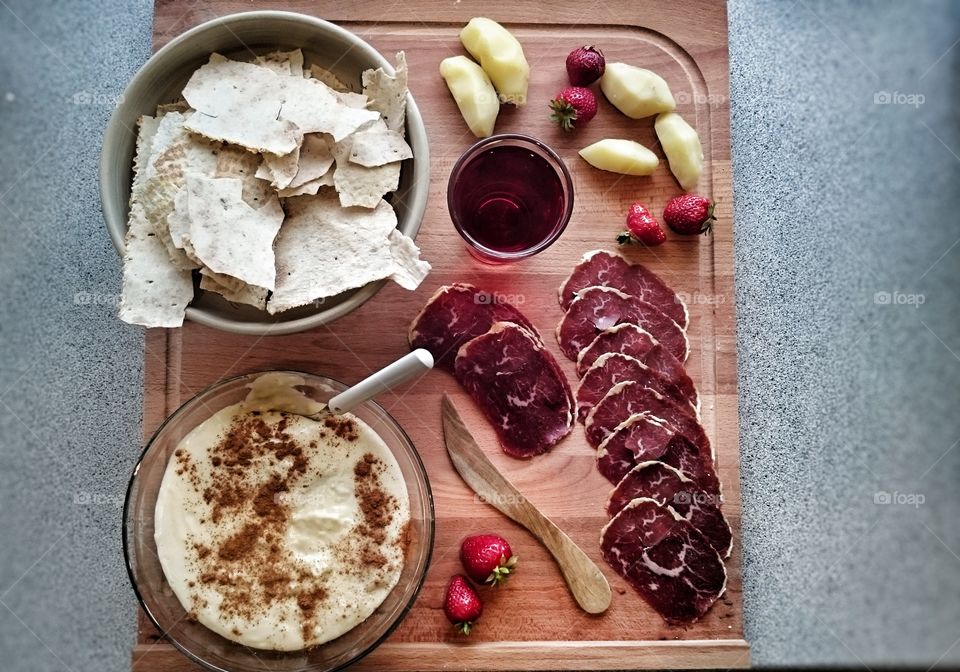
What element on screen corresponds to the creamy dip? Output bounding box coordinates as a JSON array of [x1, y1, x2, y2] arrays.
[[154, 373, 410, 651]]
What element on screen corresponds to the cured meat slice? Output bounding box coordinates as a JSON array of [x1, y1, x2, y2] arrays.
[[585, 381, 709, 457], [409, 283, 540, 372], [557, 287, 688, 363], [600, 498, 726, 625], [597, 422, 720, 494], [576, 323, 658, 376], [596, 414, 674, 483], [454, 322, 573, 458], [558, 250, 688, 329], [606, 461, 731, 557], [576, 353, 696, 424]]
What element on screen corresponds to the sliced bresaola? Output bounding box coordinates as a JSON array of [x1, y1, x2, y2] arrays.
[[454, 322, 573, 458], [601, 497, 727, 625], [409, 283, 540, 372], [576, 353, 697, 424], [576, 323, 658, 376], [598, 426, 721, 494], [585, 381, 710, 458], [557, 287, 688, 363], [606, 461, 731, 558], [558, 250, 688, 329]]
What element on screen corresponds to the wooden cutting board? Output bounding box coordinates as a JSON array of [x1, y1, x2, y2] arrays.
[[133, 0, 749, 669]]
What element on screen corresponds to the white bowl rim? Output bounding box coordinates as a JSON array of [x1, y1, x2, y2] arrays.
[[99, 10, 430, 336]]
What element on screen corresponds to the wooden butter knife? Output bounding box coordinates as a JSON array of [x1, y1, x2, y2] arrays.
[[441, 395, 612, 614]]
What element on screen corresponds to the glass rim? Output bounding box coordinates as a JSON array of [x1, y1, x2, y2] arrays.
[[447, 133, 575, 262]]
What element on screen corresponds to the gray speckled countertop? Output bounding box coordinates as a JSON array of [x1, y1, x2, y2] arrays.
[[0, 0, 957, 669]]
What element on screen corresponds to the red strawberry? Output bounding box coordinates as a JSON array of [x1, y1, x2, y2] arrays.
[[460, 534, 517, 586], [663, 194, 715, 235], [566, 46, 605, 86], [618, 202, 666, 246], [549, 86, 598, 132], [443, 575, 483, 635]]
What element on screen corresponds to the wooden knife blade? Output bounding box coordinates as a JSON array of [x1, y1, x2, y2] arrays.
[[441, 395, 612, 614]]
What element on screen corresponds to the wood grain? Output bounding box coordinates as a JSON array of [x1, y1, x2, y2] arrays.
[[134, 0, 748, 669], [442, 395, 612, 615]]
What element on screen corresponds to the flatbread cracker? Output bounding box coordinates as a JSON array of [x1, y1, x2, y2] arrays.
[[183, 55, 379, 153], [348, 127, 412, 167], [256, 49, 304, 76], [184, 175, 284, 290], [257, 146, 301, 190], [268, 191, 429, 313], [136, 111, 220, 270], [309, 64, 351, 92], [199, 270, 269, 310], [332, 122, 401, 208], [120, 115, 195, 327], [386, 228, 431, 290], [361, 51, 408, 135], [214, 145, 274, 209]]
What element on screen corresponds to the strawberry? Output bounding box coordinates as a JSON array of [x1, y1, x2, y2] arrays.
[[663, 194, 715, 235], [549, 86, 598, 132], [618, 202, 666, 246], [460, 534, 517, 586], [443, 575, 483, 635], [566, 46, 605, 86]]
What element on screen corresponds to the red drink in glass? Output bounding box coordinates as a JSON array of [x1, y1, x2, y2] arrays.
[[448, 134, 574, 263]]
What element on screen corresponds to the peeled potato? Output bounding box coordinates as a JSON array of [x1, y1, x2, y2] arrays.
[[579, 139, 659, 176], [600, 63, 676, 119], [654, 112, 703, 190], [440, 56, 500, 138], [459, 17, 529, 106]]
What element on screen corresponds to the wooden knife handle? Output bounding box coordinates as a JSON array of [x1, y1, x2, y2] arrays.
[[508, 496, 612, 614]]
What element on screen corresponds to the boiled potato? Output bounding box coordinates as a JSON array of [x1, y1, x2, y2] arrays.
[[579, 139, 659, 176], [440, 56, 500, 138], [654, 112, 703, 190], [600, 63, 676, 119], [459, 17, 529, 106]]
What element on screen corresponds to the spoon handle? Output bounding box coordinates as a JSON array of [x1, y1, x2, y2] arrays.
[[327, 349, 433, 414]]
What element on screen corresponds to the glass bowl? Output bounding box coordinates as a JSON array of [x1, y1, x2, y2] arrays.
[[447, 133, 574, 263], [123, 371, 434, 672]]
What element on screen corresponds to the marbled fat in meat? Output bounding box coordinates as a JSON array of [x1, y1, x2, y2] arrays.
[[409, 283, 540, 372], [557, 287, 688, 363], [558, 250, 688, 328], [454, 322, 573, 458], [600, 498, 726, 625]]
